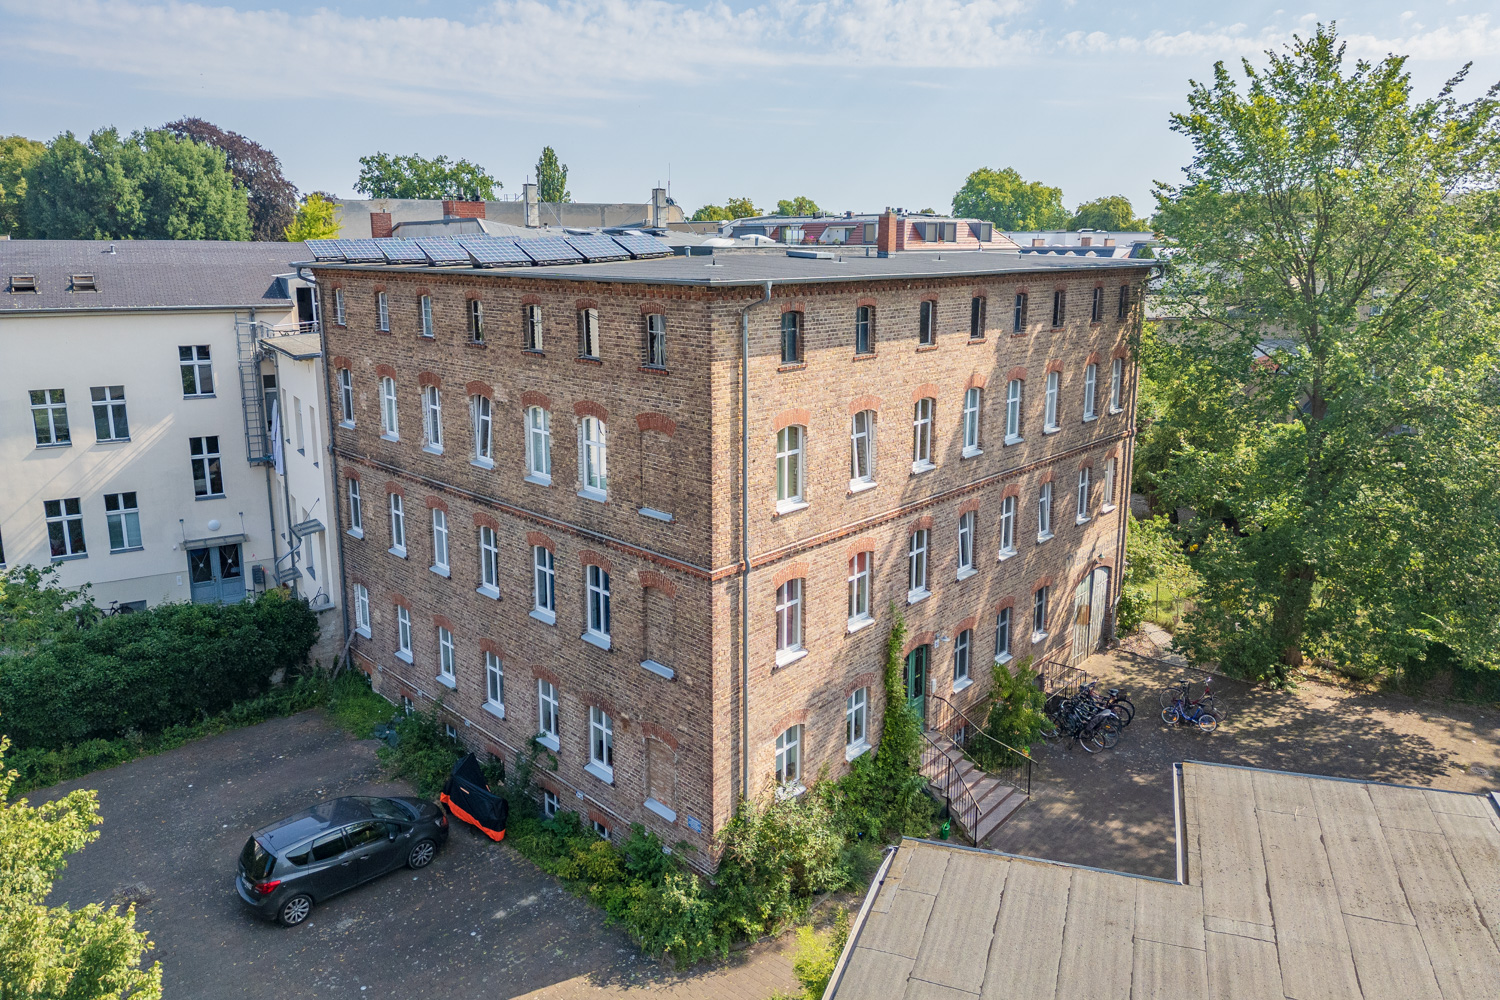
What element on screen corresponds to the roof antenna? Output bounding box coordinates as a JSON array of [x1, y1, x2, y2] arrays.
[[105, 244, 117, 254]]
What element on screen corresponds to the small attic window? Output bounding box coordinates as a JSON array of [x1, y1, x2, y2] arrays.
[[71, 274, 97, 292], [9, 274, 37, 293]]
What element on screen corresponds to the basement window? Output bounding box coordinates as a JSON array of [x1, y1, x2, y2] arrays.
[[70, 274, 97, 292], [9, 274, 37, 293]]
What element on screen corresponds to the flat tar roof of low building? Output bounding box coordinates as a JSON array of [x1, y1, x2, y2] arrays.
[[829, 761, 1500, 1000]]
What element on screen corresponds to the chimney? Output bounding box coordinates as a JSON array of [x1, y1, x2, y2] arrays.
[[370, 212, 393, 239], [1080, 236, 1092, 247], [441, 199, 485, 220], [1032, 238, 1045, 246], [523, 183, 539, 227], [876, 210, 898, 256], [650, 187, 668, 228]]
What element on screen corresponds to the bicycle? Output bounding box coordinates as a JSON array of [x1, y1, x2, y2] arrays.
[[1158, 676, 1218, 720], [1160, 676, 1223, 732], [1044, 688, 1123, 752]]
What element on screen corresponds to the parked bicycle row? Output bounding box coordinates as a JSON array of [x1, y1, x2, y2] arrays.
[[1040, 675, 1226, 753]]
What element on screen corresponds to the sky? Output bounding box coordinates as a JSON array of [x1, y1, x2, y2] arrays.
[[3, 1, 1499, 219]]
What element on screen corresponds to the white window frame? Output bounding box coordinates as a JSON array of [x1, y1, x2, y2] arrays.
[[578, 416, 607, 500], [1076, 466, 1092, 524], [849, 410, 876, 491], [854, 305, 873, 354], [588, 706, 615, 782], [469, 298, 484, 342], [485, 651, 504, 715], [1091, 286, 1104, 323], [179, 346, 214, 397], [419, 294, 434, 337], [395, 605, 412, 661], [1037, 482, 1053, 541], [584, 564, 611, 649], [471, 395, 493, 467], [847, 552, 872, 629], [380, 376, 399, 440], [333, 288, 345, 326], [537, 679, 560, 750], [1044, 371, 1060, 432], [1101, 458, 1118, 512], [954, 628, 973, 690], [348, 479, 363, 537], [376, 291, 389, 332], [437, 626, 455, 685], [995, 607, 1013, 663], [542, 790, 559, 817], [957, 511, 976, 579], [388, 493, 407, 557], [478, 526, 500, 598], [338, 368, 354, 427], [1110, 358, 1124, 412], [775, 725, 803, 791], [1033, 586, 1049, 641], [775, 425, 806, 512], [103, 492, 142, 552], [353, 584, 370, 636], [532, 546, 557, 623], [999, 495, 1017, 558], [1005, 379, 1023, 444], [525, 406, 552, 485], [578, 307, 600, 359], [189, 435, 224, 498], [430, 508, 449, 575], [524, 304, 543, 351], [1083, 363, 1098, 421], [918, 299, 937, 346], [911, 398, 935, 473], [422, 385, 443, 453], [775, 578, 805, 666], [845, 688, 869, 758], [44, 498, 86, 559], [90, 385, 128, 442], [644, 313, 667, 368], [962, 387, 982, 457], [907, 528, 930, 603]]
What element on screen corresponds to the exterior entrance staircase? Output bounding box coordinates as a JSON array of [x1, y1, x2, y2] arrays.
[[920, 694, 1035, 847]]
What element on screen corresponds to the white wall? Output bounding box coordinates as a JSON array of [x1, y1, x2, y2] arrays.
[[266, 343, 342, 612]]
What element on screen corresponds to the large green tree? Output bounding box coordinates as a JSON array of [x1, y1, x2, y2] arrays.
[[775, 195, 820, 216], [283, 192, 339, 241], [163, 118, 297, 241], [24, 128, 251, 240], [1068, 195, 1148, 231], [951, 167, 1067, 229], [690, 196, 758, 222], [354, 153, 497, 201], [535, 147, 569, 203], [0, 135, 45, 238], [1150, 25, 1500, 684]]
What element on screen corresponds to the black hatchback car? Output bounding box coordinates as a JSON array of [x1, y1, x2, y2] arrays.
[[236, 795, 448, 925]]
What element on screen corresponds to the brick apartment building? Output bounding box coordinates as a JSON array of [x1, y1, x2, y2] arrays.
[[311, 221, 1152, 867]]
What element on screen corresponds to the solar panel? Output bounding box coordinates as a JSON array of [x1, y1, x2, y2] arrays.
[[414, 237, 470, 266], [304, 239, 345, 262], [336, 239, 386, 263], [610, 233, 674, 259], [455, 235, 532, 267], [516, 237, 586, 265], [563, 233, 631, 262], [378, 239, 428, 264]]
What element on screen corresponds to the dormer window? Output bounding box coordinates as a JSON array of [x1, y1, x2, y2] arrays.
[[922, 222, 957, 242], [9, 274, 37, 293], [71, 274, 96, 292]]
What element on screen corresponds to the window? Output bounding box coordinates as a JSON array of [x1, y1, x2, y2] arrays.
[[593, 820, 611, 840], [533, 546, 556, 619], [1091, 286, 1104, 323], [1101, 458, 1117, 510], [954, 629, 972, 687], [585, 564, 611, 646], [91, 386, 129, 441], [579, 417, 607, 499], [523, 304, 543, 350], [348, 479, 363, 536], [1037, 482, 1053, 540], [850, 410, 876, 488], [775, 579, 803, 663], [780, 311, 802, 364], [911, 398, 934, 471], [389, 493, 406, 554], [353, 584, 370, 635], [334, 288, 345, 326], [863, 222, 877, 242], [334, 368, 354, 426], [179, 346, 213, 396], [103, 492, 141, 551], [1118, 284, 1130, 320], [589, 707, 614, 779], [970, 296, 986, 338], [437, 626, 455, 682], [995, 607, 1012, 662], [644, 313, 667, 368], [478, 526, 499, 596], [775, 425, 805, 510], [846, 689, 868, 751], [422, 385, 442, 452], [775, 725, 802, 788], [471, 395, 492, 465], [848, 552, 871, 625], [854, 305, 873, 354], [1033, 586, 1049, 639], [1110, 358, 1124, 412], [380, 377, 399, 439], [45, 498, 86, 558], [537, 680, 559, 747], [1083, 364, 1098, 420], [918, 300, 937, 346], [419, 295, 433, 337], [1044, 371, 1060, 431], [957, 511, 975, 577], [262, 373, 278, 435], [542, 790, 558, 818], [469, 298, 484, 342], [485, 652, 504, 710], [577, 308, 600, 359], [962, 387, 982, 455], [431, 509, 449, 574], [1005, 379, 1023, 442], [1013, 293, 1028, 332], [1076, 467, 1092, 522], [1051, 290, 1066, 327], [908, 528, 930, 600], [190, 436, 223, 497], [396, 605, 412, 659], [30, 389, 70, 446], [376, 291, 389, 332], [525, 406, 552, 483], [999, 495, 1017, 556]]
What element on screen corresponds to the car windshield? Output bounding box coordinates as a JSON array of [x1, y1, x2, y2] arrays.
[[240, 837, 275, 881], [357, 796, 416, 821]]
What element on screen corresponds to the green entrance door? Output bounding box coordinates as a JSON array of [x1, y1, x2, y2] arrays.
[[904, 645, 929, 724]]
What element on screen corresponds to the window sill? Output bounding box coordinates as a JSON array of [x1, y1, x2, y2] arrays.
[[1031, 632, 1049, 644], [347, 528, 364, 539], [910, 461, 936, 475], [483, 702, 505, 721], [355, 626, 371, 639], [421, 444, 444, 456], [845, 741, 871, 762], [852, 352, 878, 362], [584, 761, 614, 785], [846, 616, 876, 635], [394, 650, 413, 664], [466, 340, 488, 349], [961, 446, 983, 459], [956, 566, 977, 582], [1036, 532, 1053, 545], [847, 479, 877, 495], [536, 733, 560, 752], [644, 797, 677, 823], [776, 363, 807, 373], [577, 488, 608, 503], [388, 546, 407, 559], [575, 356, 603, 366], [1003, 435, 1023, 446], [915, 344, 939, 353], [109, 546, 145, 555], [430, 565, 451, 578], [775, 648, 809, 669], [471, 457, 495, 471], [524, 473, 552, 488], [994, 652, 1013, 666], [380, 433, 400, 443], [523, 348, 545, 358], [967, 337, 987, 345], [1043, 426, 1060, 435], [774, 499, 809, 517], [775, 783, 807, 802], [581, 631, 612, 652], [1076, 515, 1091, 525], [96, 437, 131, 445], [435, 673, 456, 690], [639, 507, 674, 523], [50, 553, 88, 563], [339, 420, 355, 430], [639, 365, 670, 375], [998, 548, 1017, 562], [954, 676, 974, 693], [1100, 504, 1117, 514], [641, 659, 675, 680], [476, 584, 500, 601], [1082, 414, 1098, 423], [907, 588, 931, 606], [194, 494, 226, 501], [530, 608, 557, 626], [1109, 406, 1125, 415], [183, 393, 217, 400]]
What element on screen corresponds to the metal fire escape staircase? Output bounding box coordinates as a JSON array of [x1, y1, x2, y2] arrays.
[[236, 316, 273, 466]]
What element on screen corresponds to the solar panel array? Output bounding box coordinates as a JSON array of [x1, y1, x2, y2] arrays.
[[414, 237, 469, 265], [518, 237, 586, 265], [455, 235, 532, 267], [611, 233, 675, 259], [562, 233, 630, 262], [379, 239, 428, 264], [335, 239, 387, 263], [304, 232, 674, 268], [304, 239, 344, 261]]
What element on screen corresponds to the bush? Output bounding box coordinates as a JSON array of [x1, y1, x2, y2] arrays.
[[1115, 585, 1149, 636], [972, 656, 1047, 769], [375, 704, 465, 798], [791, 908, 851, 1000]]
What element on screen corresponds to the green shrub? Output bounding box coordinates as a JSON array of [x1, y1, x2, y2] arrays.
[[375, 704, 465, 798], [324, 669, 396, 738], [792, 907, 851, 1000], [1115, 585, 1149, 636], [972, 656, 1047, 769]]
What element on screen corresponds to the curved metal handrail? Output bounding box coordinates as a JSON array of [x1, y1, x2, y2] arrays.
[[928, 693, 1036, 765]]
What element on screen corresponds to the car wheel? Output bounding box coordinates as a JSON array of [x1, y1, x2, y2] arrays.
[[278, 894, 313, 926], [408, 839, 437, 869]]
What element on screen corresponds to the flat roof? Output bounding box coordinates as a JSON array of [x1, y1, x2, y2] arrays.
[[307, 249, 1155, 288], [830, 761, 1500, 999], [262, 332, 321, 360]]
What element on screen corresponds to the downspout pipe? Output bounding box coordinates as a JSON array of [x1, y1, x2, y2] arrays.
[[740, 280, 773, 805], [1112, 272, 1151, 637]]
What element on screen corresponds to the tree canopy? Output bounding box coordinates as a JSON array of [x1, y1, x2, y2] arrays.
[[691, 196, 757, 222], [162, 118, 297, 241], [283, 192, 339, 242], [1068, 195, 1148, 231], [0, 135, 45, 238], [354, 152, 497, 201], [23, 128, 250, 240], [1148, 24, 1500, 684], [775, 195, 820, 216], [535, 147, 570, 203], [951, 167, 1068, 229]]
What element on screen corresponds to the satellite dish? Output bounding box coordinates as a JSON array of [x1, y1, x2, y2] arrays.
[[207, 519, 221, 532]]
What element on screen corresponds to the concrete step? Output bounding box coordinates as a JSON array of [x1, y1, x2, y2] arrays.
[[974, 791, 1027, 844]]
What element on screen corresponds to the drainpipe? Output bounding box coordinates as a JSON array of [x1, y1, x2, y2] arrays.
[[740, 280, 774, 804], [1112, 274, 1149, 638], [304, 272, 353, 658], [250, 307, 282, 598]]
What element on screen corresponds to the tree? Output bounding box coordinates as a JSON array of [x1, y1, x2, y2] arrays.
[[1068, 195, 1148, 231], [724, 196, 758, 219], [283, 192, 339, 242], [162, 118, 297, 241], [354, 153, 497, 201], [0, 135, 45, 238], [24, 128, 250, 240], [690, 204, 733, 222], [774, 196, 819, 216], [1150, 25, 1500, 684], [535, 147, 569, 203], [951, 167, 1068, 229], [0, 737, 163, 998]]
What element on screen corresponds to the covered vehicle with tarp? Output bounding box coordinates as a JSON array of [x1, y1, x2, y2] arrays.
[[440, 753, 508, 842]]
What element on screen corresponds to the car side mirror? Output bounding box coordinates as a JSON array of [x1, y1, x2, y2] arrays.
[[388, 829, 397, 840]]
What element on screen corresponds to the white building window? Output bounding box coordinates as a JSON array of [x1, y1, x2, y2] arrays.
[[1037, 482, 1053, 541], [537, 679, 559, 748], [437, 626, 455, 683], [338, 369, 354, 426], [91, 386, 129, 441], [29, 388, 71, 446], [469, 298, 484, 342], [589, 706, 614, 781], [962, 387, 982, 456], [422, 385, 443, 452], [585, 564, 611, 647], [1077, 467, 1093, 523], [1044, 371, 1060, 431], [419, 294, 434, 337], [1101, 458, 1117, 511], [999, 495, 1017, 557], [471, 395, 492, 465], [189, 436, 224, 497], [524, 303, 543, 351], [577, 307, 600, 359], [485, 651, 504, 711], [478, 526, 499, 597], [644, 313, 667, 368], [333, 288, 345, 326], [44, 498, 86, 558], [850, 410, 876, 489], [847, 552, 872, 626], [388, 493, 406, 555], [995, 607, 1012, 662], [911, 398, 935, 472], [431, 509, 449, 574], [1005, 379, 1023, 443], [380, 376, 399, 439], [348, 479, 363, 536], [579, 416, 607, 499], [775, 579, 804, 664], [525, 406, 552, 484], [1110, 358, 1124, 412], [918, 299, 937, 346], [179, 346, 213, 397], [1083, 363, 1098, 420], [533, 546, 556, 620], [353, 584, 370, 636], [954, 629, 972, 688], [775, 425, 805, 511], [396, 605, 412, 660], [907, 528, 930, 602], [103, 492, 141, 551], [376, 291, 389, 332], [775, 725, 802, 789], [957, 511, 975, 578], [542, 790, 558, 817], [1033, 587, 1049, 640], [846, 689, 868, 754]]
